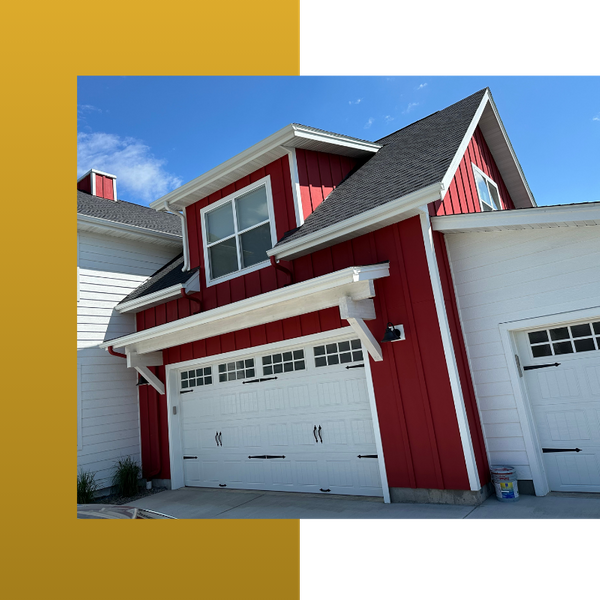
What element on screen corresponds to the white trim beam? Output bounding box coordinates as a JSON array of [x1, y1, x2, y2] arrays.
[[135, 366, 165, 395], [127, 349, 164, 368], [346, 317, 383, 362], [101, 264, 390, 355]]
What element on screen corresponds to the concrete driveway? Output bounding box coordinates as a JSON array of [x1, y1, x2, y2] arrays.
[[129, 487, 600, 519]]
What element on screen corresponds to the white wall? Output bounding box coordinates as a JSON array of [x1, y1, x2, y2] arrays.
[[445, 226, 600, 481], [77, 230, 179, 490]]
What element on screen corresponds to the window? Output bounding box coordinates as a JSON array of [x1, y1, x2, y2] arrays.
[[262, 350, 305, 375], [201, 177, 276, 284], [527, 321, 600, 357], [218, 359, 255, 382], [472, 164, 502, 212], [181, 367, 213, 389], [313, 339, 363, 367]]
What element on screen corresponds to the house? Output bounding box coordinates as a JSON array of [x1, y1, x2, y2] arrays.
[[99, 89, 600, 503], [77, 170, 182, 491]]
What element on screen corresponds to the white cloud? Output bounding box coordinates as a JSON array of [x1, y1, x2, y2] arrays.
[[349, 98, 363, 105], [593, 113, 600, 122], [403, 102, 419, 114], [77, 132, 182, 204], [364, 117, 374, 129], [384, 115, 395, 123], [416, 83, 428, 90]]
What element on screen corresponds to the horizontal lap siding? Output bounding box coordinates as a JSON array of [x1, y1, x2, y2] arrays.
[[77, 231, 179, 488], [445, 226, 600, 481], [139, 216, 470, 491], [436, 127, 516, 216]]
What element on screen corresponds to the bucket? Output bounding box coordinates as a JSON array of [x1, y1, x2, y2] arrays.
[[490, 466, 519, 502]]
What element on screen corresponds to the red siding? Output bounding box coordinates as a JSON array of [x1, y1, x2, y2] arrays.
[[295, 149, 357, 219], [77, 174, 91, 194], [137, 217, 472, 491], [436, 127, 515, 216]]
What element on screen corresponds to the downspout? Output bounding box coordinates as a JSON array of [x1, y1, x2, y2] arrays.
[[270, 256, 294, 286], [107, 346, 127, 359], [166, 202, 190, 272], [181, 288, 202, 312]]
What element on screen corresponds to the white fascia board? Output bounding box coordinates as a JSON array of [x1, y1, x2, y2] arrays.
[[116, 284, 184, 314], [440, 90, 536, 210], [77, 214, 183, 245], [268, 182, 443, 261], [150, 125, 381, 212], [77, 168, 117, 182], [431, 202, 600, 233], [100, 263, 390, 354]]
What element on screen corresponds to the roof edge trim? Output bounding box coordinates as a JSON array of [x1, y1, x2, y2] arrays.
[[116, 283, 185, 314], [77, 213, 183, 243]]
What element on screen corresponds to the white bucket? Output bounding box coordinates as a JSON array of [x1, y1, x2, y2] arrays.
[[490, 466, 519, 502]]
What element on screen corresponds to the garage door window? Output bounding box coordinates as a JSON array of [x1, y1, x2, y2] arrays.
[[528, 321, 600, 357], [218, 359, 255, 382], [181, 367, 213, 389], [262, 350, 305, 375], [314, 339, 363, 367]]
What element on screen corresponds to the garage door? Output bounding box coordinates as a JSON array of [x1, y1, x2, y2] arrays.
[[517, 319, 600, 492], [178, 336, 383, 497]]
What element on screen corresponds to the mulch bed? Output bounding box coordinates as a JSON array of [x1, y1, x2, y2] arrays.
[[94, 486, 168, 506]]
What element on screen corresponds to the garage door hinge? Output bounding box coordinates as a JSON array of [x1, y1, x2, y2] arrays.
[[346, 364, 365, 370], [248, 455, 286, 459], [357, 455, 378, 459], [542, 447, 582, 453]]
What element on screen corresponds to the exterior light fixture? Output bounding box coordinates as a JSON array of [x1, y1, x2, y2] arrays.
[[136, 374, 149, 386], [381, 322, 405, 343]]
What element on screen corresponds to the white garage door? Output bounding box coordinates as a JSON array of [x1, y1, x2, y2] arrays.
[[517, 319, 600, 492], [177, 336, 383, 497]]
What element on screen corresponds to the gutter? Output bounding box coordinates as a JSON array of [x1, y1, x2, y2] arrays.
[[77, 214, 182, 245], [116, 284, 185, 314]]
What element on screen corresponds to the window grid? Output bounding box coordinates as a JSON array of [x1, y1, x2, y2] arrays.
[[203, 181, 273, 282], [218, 359, 255, 382], [528, 321, 600, 358], [472, 164, 502, 212], [262, 350, 305, 375], [314, 339, 363, 367], [181, 367, 213, 389]]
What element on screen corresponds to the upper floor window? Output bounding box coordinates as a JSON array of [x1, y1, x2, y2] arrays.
[[201, 176, 276, 285], [472, 164, 502, 212]]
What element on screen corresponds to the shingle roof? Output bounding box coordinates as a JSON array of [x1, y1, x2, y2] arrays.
[[77, 190, 182, 236], [117, 253, 199, 305], [277, 89, 487, 246]]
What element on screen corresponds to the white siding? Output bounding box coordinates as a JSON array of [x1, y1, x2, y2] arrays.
[[446, 226, 600, 481], [77, 230, 179, 490]]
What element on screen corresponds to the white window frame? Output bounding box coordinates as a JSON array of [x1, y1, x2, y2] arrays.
[[200, 176, 277, 287], [472, 163, 502, 211]]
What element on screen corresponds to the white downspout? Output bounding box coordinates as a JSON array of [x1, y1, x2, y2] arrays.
[[166, 202, 190, 272]]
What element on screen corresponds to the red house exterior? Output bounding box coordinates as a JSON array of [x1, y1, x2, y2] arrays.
[[103, 89, 538, 503]]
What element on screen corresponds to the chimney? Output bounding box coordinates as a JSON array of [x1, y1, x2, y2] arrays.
[[77, 169, 118, 201]]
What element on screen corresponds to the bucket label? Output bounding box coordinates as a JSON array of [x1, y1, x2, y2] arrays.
[[495, 481, 518, 499]]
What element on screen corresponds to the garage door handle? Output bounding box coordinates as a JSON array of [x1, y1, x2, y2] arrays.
[[313, 426, 318, 443], [318, 425, 323, 443], [183, 456, 197, 460], [320, 488, 331, 493], [218, 432, 222, 446], [523, 362, 560, 371], [542, 447, 582, 453]]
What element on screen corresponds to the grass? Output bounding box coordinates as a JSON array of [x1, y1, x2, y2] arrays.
[[77, 470, 98, 504], [112, 456, 141, 498]]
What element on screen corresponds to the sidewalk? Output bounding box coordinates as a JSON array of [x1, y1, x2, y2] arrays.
[[129, 487, 600, 519]]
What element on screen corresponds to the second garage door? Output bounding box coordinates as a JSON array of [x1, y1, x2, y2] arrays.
[[178, 336, 384, 497]]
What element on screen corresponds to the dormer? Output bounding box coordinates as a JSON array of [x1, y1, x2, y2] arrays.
[[150, 124, 380, 286]]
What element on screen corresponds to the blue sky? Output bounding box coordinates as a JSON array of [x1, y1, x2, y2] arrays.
[[77, 76, 600, 207]]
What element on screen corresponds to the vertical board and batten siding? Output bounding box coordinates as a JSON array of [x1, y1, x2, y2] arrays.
[[137, 216, 474, 491], [295, 149, 357, 219], [445, 226, 600, 481], [429, 127, 516, 217], [77, 230, 179, 489]]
